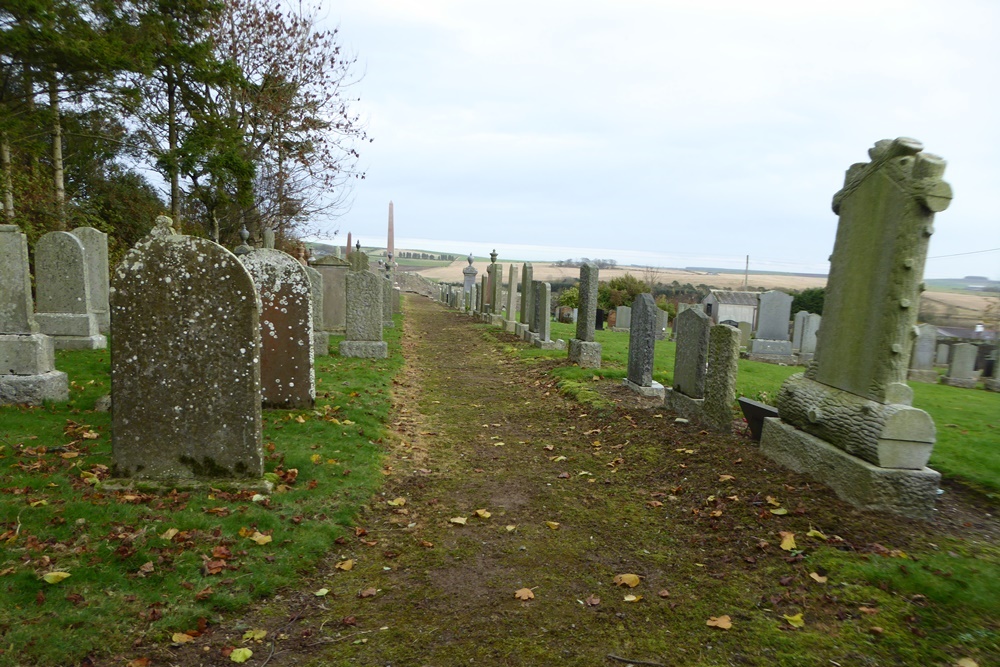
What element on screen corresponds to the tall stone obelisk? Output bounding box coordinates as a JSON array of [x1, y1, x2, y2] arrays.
[[345, 231, 352, 256], [387, 201, 395, 258]]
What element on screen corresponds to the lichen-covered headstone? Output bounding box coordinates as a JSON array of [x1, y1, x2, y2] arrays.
[[760, 138, 950, 520], [942, 343, 977, 388], [70, 227, 110, 334], [111, 217, 262, 479], [34, 231, 105, 349], [347, 251, 369, 272], [737, 321, 751, 348], [703, 324, 741, 431], [304, 265, 329, 355], [312, 254, 349, 334], [240, 249, 315, 408], [907, 323, 938, 383], [0, 225, 67, 405], [568, 262, 601, 367], [491, 263, 504, 317], [519, 263, 533, 327], [624, 294, 663, 397], [339, 270, 387, 358]]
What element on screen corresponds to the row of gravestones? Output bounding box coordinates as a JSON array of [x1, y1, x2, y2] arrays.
[[907, 323, 999, 390]]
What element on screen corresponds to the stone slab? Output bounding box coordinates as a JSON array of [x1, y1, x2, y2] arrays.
[[673, 307, 710, 399], [568, 339, 601, 368], [664, 388, 704, 421], [504, 319, 519, 334], [626, 294, 658, 387], [0, 333, 55, 375], [907, 369, 939, 383], [0, 370, 68, 405], [750, 339, 792, 356], [533, 338, 566, 351], [35, 231, 92, 315], [623, 378, 664, 399], [314, 331, 330, 356], [345, 271, 384, 342], [339, 340, 388, 358], [576, 262, 598, 342], [760, 417, 940, 521], [755, 291, 793, 341], [941, 377, 977, 389]]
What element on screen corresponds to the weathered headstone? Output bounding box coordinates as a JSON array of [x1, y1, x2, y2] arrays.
[[312, 254, 349, 335], [664, 307, 710, 416], [393, 287, 401, 315], [595, 308, 606, 331], [760, 138, 950, 520], [616, 306, 632, 331], [568, 262, 601, 367], [737, 321, 752, 348], [339, 270, 387, 358], [34, 231, 106, 349], [111, 217, 263, 480], [532, 281, 564, 350], [504, 264, 519, 333], [0, 225, 68, 405], [791, 311, 808, 352], [347, 250, 369, 272], [518, 263, 533, 336], [70, 227, 110, 334], [623, 294, 663, 397], [479, 274, 488, 316], [702, 324, 741, 431], [303, 265, 329, 355], [986, 351, 1000, 392], [798, 313, 821, 362], [382, 278, 394, 328], [749, 290, 792, 360], [491, 263, 504, 320], [935, 343, 949, 366], [907, 323, 938, 383], [655, 308, 668, 340], [942, 343, 977, 388], [463, 254, 478, 295], [240, 249, 315, 409]]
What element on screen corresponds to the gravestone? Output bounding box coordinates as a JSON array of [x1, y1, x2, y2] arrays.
[[749, 290, 792, 360], [240, 249, 315, 409], [532, 281, 564, 350], [0, 225, 68, 405], [798, 313, 821, 362], [479, 274, 488, 316], [491, 263, 504, 320], [382, 278, 394, 328], [312, 254, 349, 335], [463, 254, 478, 294], [595, 308, 606, 331], [791, 311, 808, 352], [568, 262, 601, 367], [616, 306, 632, 331], [393, 287, 401, 314], [907, 323, 938, 383], [347, 250, 369, 272], [664, 307, 710, 416], [671, 303, 697, 340], [935, 343, 949, 366], [737, 321, 752, 348], [70, 227, 110, 334], [623, 294, 663, 397], [942, 343, 977, 388], [702, 324, 741, 431], [518, 263, 533, 336], [986, 352, 1000, 392], [760, 138, 950, 520], [504, 264, 519, 333], [655, 308, 668, 340], [304, 266, 329, 355], [339, 270, 387, 358], [111, 216, 263, 480], [34, 231, 106, 349]]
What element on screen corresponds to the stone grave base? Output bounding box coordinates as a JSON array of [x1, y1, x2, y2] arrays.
[[568, 340, 601, 368], [907, 369, 939, 383], [760, 417, 940, 521], [47, 334, 107, 350], [986, 378, 1000, 392], [664, 388, 703, 421], [610, 327, 630, 333], [0, 333, 55, 374], [514, 323, 527, 337], [339, 341, 388, 358], [747, 352, 794, 364], [941, 376, 977, 389], [0, 370, 69, 405], [623, 378, 665, 399], [533, 338, 566, 351], [796, 352, 814, 365], [383, 320, 394, 329], [313, 331, 331, 356], [751, 339, 792, 356], [102, 477, 273, 495], [490, 315, 505, 327], [522, 329, 537, 343], [504, 319, 518, 334]]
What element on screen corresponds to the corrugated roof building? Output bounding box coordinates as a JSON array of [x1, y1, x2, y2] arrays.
[[701, 290, 762, 326]]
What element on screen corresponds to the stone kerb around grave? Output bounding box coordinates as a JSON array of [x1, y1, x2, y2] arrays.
[[34, 231, 106, 350], [623, 294, 663, 398], [110, 217, 263, 481], [568, 262, 601, 368], [240, 249, 316, 409], [760, 138, 950, 520], [340, 270, 387, 358]]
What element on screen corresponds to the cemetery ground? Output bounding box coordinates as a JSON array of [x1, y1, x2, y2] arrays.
[[0, 299, 996, 666]]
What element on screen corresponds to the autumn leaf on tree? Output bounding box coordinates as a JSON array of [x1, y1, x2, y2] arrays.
[[706, 615, 732, 629], [613, 574, 641, 588], [514, 588, 534, 600]]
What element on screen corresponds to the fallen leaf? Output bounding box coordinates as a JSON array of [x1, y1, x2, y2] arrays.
[[229, 647, 253, 663], [545, 521, 560, 530], [955, 659, 979, 667], [623, 594, 642, 602], [474, 509, 491, 519], [718, 474, 735, 482], [419, 540, 434, 548], [313, 588, 329, 597], [359, 587, 377, 598], [550, 456, 567, 462], [766, 496, 781, 507], [42, 571, 71, 584], [707, 615, 732, 629], [514, 588, 534, 600], [386, 497, 406, 507], [779, 532, 796, 551], [505, 525, 517, 532], [613, 573, 641, 588], [543, 445, 554, 451], [249, 531, 272, 545], [310, 454, 322, 464], [584, 594, 600, 606], [809, 572, 828, 584], [242, 629, 266, 642], [783, 613, 805, 628], [138, 561, 155, 576], [806, 527, 828, 541], [858, 606, 879, 615], [770, 508, 788, 515], [449, 517, 467, 525], [160, 528, 179, 541], [869, 626, 884, 635], [171, 633, 195, 644], [658, 589, 670, 598], [127, 659, 151, 667], [335, 559, 354, 571]]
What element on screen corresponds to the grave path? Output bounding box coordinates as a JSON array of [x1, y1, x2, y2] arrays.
[[162, 294, 999, 667]]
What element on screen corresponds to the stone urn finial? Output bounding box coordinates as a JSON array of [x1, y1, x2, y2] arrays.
[[467, 253, 474, 266], [490, 249, 498, 264], [234, 224, 253, 256]]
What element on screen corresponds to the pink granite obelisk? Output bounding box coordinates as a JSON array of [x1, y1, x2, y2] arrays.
[[387, 201, 395, 258], [346, 231, 352, 256]]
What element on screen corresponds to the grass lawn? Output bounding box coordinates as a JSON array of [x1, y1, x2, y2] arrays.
[[0, 319, 402, 666]]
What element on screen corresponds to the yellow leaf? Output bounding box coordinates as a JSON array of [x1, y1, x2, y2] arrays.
[[242, 629, 267, 642], [623, 594, 642, 602], [335, 559, 354, 571], [770, 508, 788, 515], [806, 528, 828, 540], [474, 509, 491, 519], [310, 454, 322, 464], [766, 496, 781, 507], [249, 531, 272, 545], [171, 633, 194, 644], [613, 573, 641, 588], [718, 474, 735, 482], [514, 588, 534, 600], [779, 531, 796, 551], [314, 588, 329, 596], [160, 528, 179, 541], [386, 497, 406, 507], [449, 517, 467, 525], [505, 525, 517, 532], [295, 415, 306, 423], [30, 499, 47, 507], [493, 441, 505, 447], [706, 615, 732, 629], [238, 526, 254, 538], [783, 613, 805, 628], [42, 571, 71, 584], [809, 572, 828, 584], [342, 419, 355, 425], [230, 647, 253, 663], [545, 521, 560, 530], [956, 659, 979, 667]]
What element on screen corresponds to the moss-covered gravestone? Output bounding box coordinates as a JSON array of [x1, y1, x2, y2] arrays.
[[339, 270, 387, 358], [760, 138, 951, 520], [111, 217, 263, 481], [240, 249, 316, 409]]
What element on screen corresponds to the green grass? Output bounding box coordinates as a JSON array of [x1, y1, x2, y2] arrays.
[[0, 318, 403, 666], [520, 320, 1000, 494]]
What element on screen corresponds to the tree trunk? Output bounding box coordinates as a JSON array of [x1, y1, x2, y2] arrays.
[[167, 65, 180, 222], [48, 75, 66, 229], [1, 132, 13, 221]]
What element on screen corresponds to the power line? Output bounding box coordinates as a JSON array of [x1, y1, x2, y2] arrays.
[[928, 247, 1000, 259]]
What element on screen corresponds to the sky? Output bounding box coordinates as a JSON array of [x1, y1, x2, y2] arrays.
[[312, 0, 1000, 279]]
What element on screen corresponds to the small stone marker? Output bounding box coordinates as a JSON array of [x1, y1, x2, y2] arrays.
[[760, 138, 951, 520], [240, 249, 316, 408], [111, 216, 263, 480], [907, 323, 938, 383], [70, 227, 110, 334], [339, 270, 387, 358], [942, 343, 977, 388], [623, 294, 663, 397], [935, 343, 949, 366], [568, 262, 601, 367], [34, 231, 106, 349]]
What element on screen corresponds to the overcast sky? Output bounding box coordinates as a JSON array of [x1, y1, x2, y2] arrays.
[[316, 0, 1000, 279]]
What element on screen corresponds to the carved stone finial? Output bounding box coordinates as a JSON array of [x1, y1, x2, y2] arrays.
[[234, 224, 253, 256], [150, 215, 176, 238], [467, 253, 474, 266]]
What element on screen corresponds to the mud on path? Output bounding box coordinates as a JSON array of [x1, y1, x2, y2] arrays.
[[157, 295, 998, 667]]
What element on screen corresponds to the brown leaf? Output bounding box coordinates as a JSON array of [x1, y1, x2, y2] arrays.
[[658, 589, 670, 598], [419, 540, 434, 548], [127, 659, 151, 667], [195, 586, 213, 601], [341, 616, 357, 626], [584, 594, 600, 606], [358, 587, 377, 598], [514, 588, 534, 600]]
